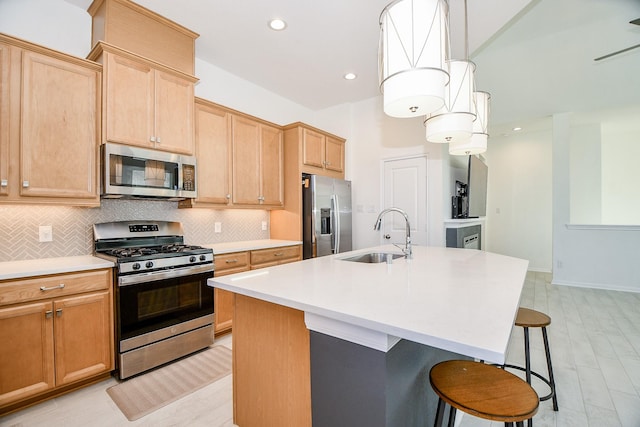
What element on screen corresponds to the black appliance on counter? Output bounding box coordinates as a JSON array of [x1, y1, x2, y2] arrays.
[[452, 180, 468, 219], [93, 220, 214, 379]]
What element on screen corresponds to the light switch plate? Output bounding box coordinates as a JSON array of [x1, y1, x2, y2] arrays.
[[214, 222, 222, 233], [39, 225, 53, 242], [261, 221, 268, 231]]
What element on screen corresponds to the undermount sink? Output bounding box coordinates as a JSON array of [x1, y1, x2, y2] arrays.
[[340, 252, 405, 264]]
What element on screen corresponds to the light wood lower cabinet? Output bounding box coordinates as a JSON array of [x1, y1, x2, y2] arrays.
[[213, 245, 301, 335], [213, 252, 250, 335], [0, 269, 113, 414]]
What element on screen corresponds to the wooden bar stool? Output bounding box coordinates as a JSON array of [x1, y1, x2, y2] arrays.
[[430, 360, 539, 427], [504, 308, 559, 412]]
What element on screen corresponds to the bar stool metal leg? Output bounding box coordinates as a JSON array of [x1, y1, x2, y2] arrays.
[[434, 398, 445, 427], [542, 326, 559, 411]]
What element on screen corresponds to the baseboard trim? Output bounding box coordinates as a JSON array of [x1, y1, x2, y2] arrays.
[[551, 278, 640, 294]]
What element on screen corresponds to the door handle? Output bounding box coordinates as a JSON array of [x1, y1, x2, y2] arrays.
[[384, 234, 391, 240]]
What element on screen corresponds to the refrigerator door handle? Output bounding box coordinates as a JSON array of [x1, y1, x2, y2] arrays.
[[331, 194, 340, 254]]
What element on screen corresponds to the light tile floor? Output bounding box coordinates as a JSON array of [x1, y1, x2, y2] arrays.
[[1, 272, 639, 427], [460, 272, 640, 427]]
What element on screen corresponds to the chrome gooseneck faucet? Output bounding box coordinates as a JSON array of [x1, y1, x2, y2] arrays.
[[373, 207, 412, 258]]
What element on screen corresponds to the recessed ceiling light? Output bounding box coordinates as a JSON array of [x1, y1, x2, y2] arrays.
[[268, 19, 287, 31], [344, 73, 357, 80], [512, 127, 522, 131]]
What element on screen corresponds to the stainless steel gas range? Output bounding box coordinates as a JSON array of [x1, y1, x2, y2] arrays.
[[93, 220, 214, 379]]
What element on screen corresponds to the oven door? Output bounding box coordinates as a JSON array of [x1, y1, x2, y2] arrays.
[[117, 268, 214, 349]]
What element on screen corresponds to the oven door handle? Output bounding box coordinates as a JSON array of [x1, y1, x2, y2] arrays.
[[118, 264, 214, 286]]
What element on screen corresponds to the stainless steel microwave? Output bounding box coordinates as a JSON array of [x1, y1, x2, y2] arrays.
[[101, 143, 197, 200]]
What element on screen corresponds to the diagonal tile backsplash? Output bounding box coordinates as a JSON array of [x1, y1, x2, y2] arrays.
[[0, 200, 270, 262]]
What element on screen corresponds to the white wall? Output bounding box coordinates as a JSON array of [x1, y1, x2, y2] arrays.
[[601, 120, 640, 225], [570, 124, 602, 224], [553, 114, 640, 292], [0, 0, 91, 57], [485, 128, 553, 272], [344, 97, 447, 250]]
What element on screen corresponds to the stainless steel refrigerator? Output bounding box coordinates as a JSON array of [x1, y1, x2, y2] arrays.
[[302, 173, 352, 259]]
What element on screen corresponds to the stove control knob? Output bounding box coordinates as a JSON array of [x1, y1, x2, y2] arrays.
[[145, 261, 154, 269], [132, 263, 141, 270], [189, 256, 197, 263], [199, 255, 206, 261]]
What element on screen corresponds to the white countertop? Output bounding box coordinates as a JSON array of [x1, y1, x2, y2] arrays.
[[0, 256, 115, 281], [209, 245, 528, 363], [202, 239, 302, 254]]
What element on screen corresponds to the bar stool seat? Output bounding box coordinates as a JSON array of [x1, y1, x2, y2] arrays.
[[430, 360, 539, 427], [503, 308, 558, 411]]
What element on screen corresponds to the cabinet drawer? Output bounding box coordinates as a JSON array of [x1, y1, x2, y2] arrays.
[[214, 252, 250, 274], [0, 269, 112, 307], [250, 245, 301, 267]]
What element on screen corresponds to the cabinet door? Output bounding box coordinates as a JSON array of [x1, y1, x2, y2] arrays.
[[20, 51, 99, 200], [302, 128, 325, 169], [154, 70, 194, 154], [260, 124, 284, 206], [194, 102, 231, 205], [324, 136, 345, 174], [53, 291, 112, 386], [214, 288, 235, 334], [0, 302, 54, 406], [231, 115, 261, 205], [104, 53, 154, 148], [0, 42, 10, 197]]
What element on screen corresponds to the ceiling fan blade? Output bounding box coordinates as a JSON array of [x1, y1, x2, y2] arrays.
[[594, 43, 640, 61], [630, 18, 640, 25]]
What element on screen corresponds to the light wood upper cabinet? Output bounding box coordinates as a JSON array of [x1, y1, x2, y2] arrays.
[[91, 43, 197, 155], [299, 125, 345, 176], [104, 52, 154, 148], [20, 51, 99, 200], [0, 34, 101, 207], [232, 115, 283, 208], [270, 123, 346, 241], [324, 135, 345, 174], [0, 269, 113, 412], [180, 99, 232, 207], [0, 41, 10, 197]]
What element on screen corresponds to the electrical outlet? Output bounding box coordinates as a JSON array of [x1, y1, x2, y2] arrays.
[[214, 222, 222, 233], [39, 225, 53, 242], [261, 221, 268, 231]]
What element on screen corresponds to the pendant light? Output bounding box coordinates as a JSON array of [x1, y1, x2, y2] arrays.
[[449, 91, 491, 155], [379, 0, 449, 118], [424, 0, 476, 144], [424, 59, 476, 143]]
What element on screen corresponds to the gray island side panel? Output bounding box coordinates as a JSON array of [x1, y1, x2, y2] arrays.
[[310, 331, 469, 427]]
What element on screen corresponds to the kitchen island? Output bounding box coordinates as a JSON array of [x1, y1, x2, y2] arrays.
[[208, 245, 529, 427]]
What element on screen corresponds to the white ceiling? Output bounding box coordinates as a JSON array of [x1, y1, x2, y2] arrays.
[[67, 0, 640, 130]]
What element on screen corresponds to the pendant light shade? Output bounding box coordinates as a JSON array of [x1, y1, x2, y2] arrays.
[[449, 91, 490, 155], [424, 60, 476, 143], [379, 0, 449, 118]]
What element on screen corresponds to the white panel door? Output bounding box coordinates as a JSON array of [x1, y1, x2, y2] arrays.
[[382, 156, 428, 246]]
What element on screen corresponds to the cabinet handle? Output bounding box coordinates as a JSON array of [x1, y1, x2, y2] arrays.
[[40, 283, 65, 292], [273, 252, 284, 257], [0, 179, 7, 187], [258, 196, 265, 202], [225, 259, 238, 264], [45, 310, 53, 319], [22, 180, 29, 188], [226, 194, 231, 199], [56, 309, 63, 317], [157, 136, 161, 143], [150, 136, 156, 142]]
